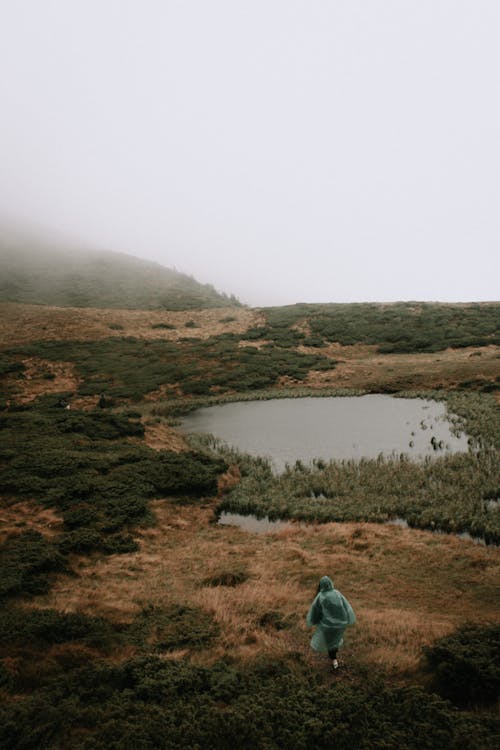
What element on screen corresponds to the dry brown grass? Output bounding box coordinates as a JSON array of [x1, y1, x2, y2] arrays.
[[0, 302, 264, 347], [298, 344, 500, 391], [0, 499, 63, 542], [3, 356, 81, 404], [30, 498, 500, 681], [138, 418, 189, 452]]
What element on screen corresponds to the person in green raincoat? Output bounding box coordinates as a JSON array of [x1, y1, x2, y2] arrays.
[[306, 576, 356, 670]]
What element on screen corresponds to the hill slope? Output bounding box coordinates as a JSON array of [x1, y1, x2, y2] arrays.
[[0, 225, 240, 310]]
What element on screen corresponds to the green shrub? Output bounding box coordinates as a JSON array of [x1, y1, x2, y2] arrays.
[[0, 607, 119, 650], [0, 531, 65, 599], [101, 533, 139, 555], [261, 302, 500, 353], [129, 605, 220, 652], [6, 335, 332, 402], [0, 657, 498, 749], [0, 353, 24, 378], [0, 407, 227, 578], [424, 623, 500, 707], [58, 528, 103, 554]]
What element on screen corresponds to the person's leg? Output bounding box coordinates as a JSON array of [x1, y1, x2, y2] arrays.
[[328, 649, 338, 669]]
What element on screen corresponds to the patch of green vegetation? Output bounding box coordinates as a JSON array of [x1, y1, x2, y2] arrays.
[[6, 336, 333, 402], [242, 324, 306, 348], [0, 601, 221, 696], [457, 378, 499, 393], [424, 623, 500, 708], [0, 656, 498, 749], [0, 405, 227, 561], [129, 604, 220, 652], [260, 302, 500, 353], [0, 530, 65, 599], [151, 322, 176, 330], [0, 353, 24, 378], [0, 606, 119, 651]]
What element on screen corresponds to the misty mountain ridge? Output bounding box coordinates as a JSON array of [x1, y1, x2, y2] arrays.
[[0, 224, 240, 310]]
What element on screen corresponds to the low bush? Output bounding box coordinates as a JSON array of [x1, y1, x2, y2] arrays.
[[6, 335, 333, 402], [128, 604, 220, 652], [424, 623, 500, 707], [0, 407, 227, 575], [0, 657, 498, 749], [262, 302, 500, 353], [0, 531, 65, 599], [0, 353, 24, 378], [0, 607, 119, 650]]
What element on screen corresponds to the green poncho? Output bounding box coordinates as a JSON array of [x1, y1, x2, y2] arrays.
[[306, 576, 356, 653]]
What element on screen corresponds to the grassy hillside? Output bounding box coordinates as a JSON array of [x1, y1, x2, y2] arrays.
[[0, 225, 240, 310], [1, 300, 499, 748]]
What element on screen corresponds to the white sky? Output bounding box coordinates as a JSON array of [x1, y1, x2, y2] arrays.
[[1, 1, 499, 306]]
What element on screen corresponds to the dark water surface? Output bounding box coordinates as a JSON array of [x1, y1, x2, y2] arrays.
[[180, 395, 469, 473]]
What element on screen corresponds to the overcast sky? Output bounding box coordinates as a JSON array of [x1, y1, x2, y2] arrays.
[[1, 1, 499, 306]]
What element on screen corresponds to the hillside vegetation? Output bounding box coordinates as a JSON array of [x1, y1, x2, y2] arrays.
[[0, 226, 239, 309], [0, 291, 499, 748]]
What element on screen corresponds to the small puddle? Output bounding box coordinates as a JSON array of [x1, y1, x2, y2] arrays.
[[217, 511, 296, 533], [385, 518, 490, 545]]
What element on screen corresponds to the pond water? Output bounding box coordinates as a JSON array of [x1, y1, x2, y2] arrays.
[[180, 395, 470, 473]]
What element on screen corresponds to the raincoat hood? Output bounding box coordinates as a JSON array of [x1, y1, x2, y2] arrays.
[[319, 576, 334, 592]]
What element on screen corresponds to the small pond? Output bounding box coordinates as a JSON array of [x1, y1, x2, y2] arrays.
[[180, 395, 470, 473]]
